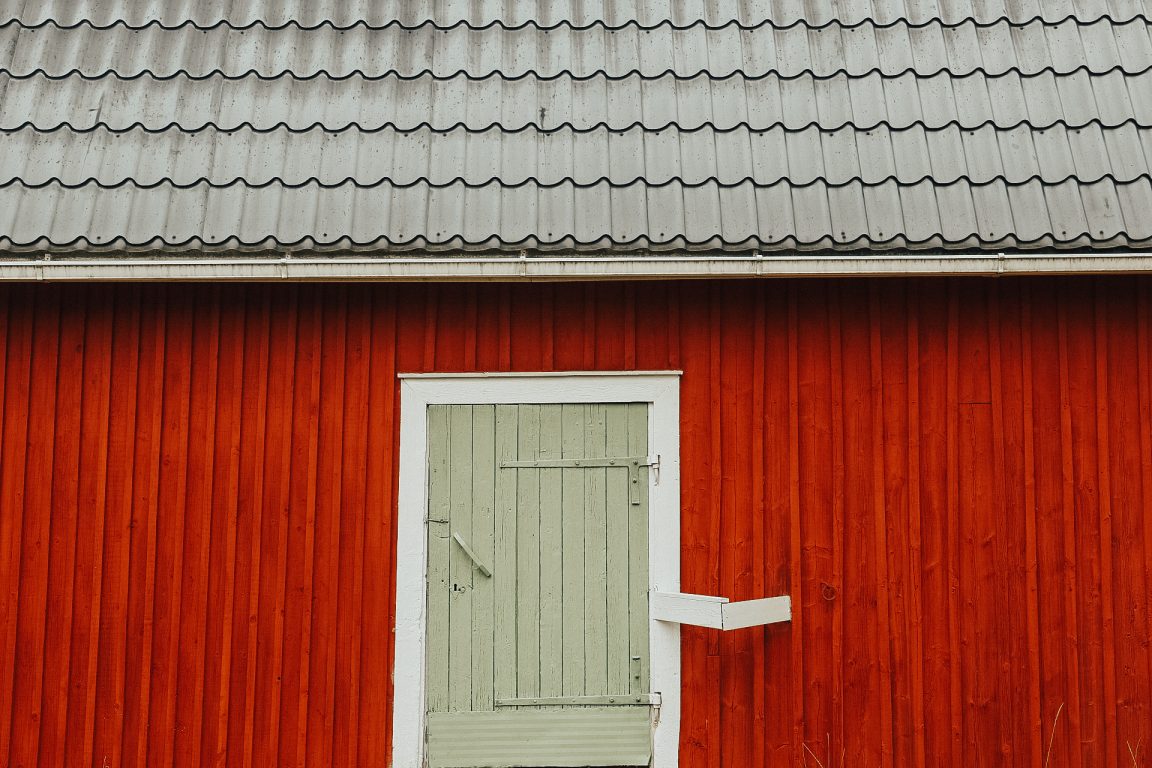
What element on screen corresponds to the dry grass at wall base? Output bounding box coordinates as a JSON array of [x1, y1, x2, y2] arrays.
[[796, 704, 1146, 768]]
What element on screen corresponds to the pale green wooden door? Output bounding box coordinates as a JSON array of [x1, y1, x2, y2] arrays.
[[424, 404, 653, 768]]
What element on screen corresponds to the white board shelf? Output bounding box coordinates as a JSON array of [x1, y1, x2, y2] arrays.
[[651, 592, 791, 630]]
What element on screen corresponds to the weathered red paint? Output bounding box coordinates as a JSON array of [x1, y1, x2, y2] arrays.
[[1, 279, 1150, 767]]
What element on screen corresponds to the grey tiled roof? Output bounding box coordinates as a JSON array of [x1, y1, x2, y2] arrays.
[[0, 0, 1150, 254]]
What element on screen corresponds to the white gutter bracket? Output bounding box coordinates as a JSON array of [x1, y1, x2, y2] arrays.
[[651, 591, 791, 630]]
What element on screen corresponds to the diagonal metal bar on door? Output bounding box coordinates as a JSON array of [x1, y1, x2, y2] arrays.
[[500, 456, 657, 505], [452, 532, 493, 577]]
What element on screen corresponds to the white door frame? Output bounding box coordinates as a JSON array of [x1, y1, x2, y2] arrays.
[[392, 372, 682, 768]]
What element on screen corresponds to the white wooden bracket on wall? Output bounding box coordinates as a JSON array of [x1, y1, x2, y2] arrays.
[[651, 592, 792, 630]]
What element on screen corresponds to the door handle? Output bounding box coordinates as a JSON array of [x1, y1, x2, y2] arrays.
[[452, 532, 492, 577]]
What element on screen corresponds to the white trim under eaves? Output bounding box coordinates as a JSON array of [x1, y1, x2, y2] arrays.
[[393, 373, 682, 768], [3, 252, 1152, 280]]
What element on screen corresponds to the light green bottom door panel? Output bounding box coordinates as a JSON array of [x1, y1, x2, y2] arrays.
[[426, 708, 653, 768], [425, 404, 652, 768]]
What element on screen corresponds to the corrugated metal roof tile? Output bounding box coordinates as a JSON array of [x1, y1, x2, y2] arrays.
[[1116, 176, 1152, 238], [850, 73, 893, 128], [5, 121, 1151, 189], [1042, 180, 1092, 238], [863, 181, 907, 241], [7, 69, 1149, 132], [1, 177, 1149, 252], [1053, 69, 1103, 125], [935, 181, 980, 240], [1, 1, 1149, 256], [4, 18, 1146, 78], [1004, 179, 1054, 241], [897, 179, 944, 241], [985, 72, 1031, 124], [1114, 13, 1152, 67], [829, 183, 873, 242], [970, 179, 1016, 240], [5, 0, 1151, 27], [1033, 124, 1079, 178], [998, 123, 1044, 179], [1081, 178, 1128, 238]]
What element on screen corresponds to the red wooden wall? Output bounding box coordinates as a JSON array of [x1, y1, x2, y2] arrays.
[[1, 279, 1151, 768]]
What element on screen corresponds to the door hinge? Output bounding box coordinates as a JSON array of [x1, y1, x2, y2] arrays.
[[501, 455, 658, 505]]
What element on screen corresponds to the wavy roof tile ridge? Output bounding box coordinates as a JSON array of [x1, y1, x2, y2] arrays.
[[0, 0, 1148, 255]]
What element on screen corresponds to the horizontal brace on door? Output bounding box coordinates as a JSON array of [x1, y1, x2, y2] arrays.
[[500, 456, 655, 469], [651, 592, 791, 630], [501, 456, 659, 505], [495, 693, 661, 707]]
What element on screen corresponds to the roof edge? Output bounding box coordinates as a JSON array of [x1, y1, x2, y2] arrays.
[[2, 253, 1152, 282]]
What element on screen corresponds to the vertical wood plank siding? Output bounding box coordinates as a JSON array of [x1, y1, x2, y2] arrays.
[[1, 279, 1151, 768]]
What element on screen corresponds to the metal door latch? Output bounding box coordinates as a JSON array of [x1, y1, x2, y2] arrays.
[[452, 532, 492, 577]]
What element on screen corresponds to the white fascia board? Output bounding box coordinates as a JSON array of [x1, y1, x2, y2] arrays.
[[3, 252, 1152, 281]]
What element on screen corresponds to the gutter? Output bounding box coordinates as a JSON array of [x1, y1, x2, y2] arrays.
[[2, 252, 1152, 281]]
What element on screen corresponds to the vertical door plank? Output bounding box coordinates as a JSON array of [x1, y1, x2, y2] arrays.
[[448, 405, 474, 712], [626, 403, 650, 694], [605, 405, 632, 697], [493, 405, 519, 703], [516, 405, 541, 699], [470, 405, 496, 712], [425, 405, 451, 714], [561, 404, 588, 697], [539, 404, 564, 701], [583, 404, 609, 696]]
